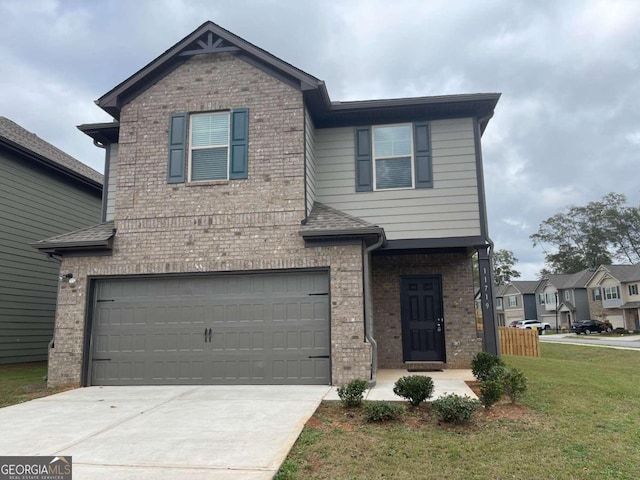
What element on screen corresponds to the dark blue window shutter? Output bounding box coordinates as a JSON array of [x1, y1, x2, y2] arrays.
[[355, 127, 373, 192], [414, 122, 432, 188], [167, 113, 186, 183], [230, 108, 249, 179]]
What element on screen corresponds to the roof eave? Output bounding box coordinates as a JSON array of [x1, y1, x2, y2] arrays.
[[0, 137, 103, 190]]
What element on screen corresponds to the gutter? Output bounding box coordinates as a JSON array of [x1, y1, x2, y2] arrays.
[[363, 232, 385, 386]]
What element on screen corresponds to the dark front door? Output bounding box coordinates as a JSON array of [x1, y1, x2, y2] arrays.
[[400, 276, 445, 362]]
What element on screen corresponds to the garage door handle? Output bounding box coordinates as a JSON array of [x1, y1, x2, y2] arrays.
[[308, 355, 330, 359], [204, 328, 212, 343]]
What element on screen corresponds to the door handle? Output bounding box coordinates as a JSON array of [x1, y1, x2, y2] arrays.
[[204, 328, 213, 343], [207, 328, 212, 343]]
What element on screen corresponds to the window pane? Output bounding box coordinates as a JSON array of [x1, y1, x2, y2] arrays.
[[374, 125, 411, 157], [191, 113, 229, 147], [191, 148, 228, 180], [375, 157, 412, 189]]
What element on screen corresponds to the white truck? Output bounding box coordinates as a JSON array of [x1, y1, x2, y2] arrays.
[[515, 319, 551, 330]]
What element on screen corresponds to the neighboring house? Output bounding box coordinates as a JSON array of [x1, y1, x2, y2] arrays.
[[493, 284, 507, 326], [535, 270, 592, 329], [0, 117, 102, 364], [35, 21, 500, 387], [585, 264, 640, 330], [497, 281, 540, 325]]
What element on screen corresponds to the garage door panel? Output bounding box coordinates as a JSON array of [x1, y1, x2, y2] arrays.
[[90, 272, 330, 385]]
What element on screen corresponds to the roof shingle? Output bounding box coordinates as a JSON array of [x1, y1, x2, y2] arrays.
[[0, 117, 103, 185]]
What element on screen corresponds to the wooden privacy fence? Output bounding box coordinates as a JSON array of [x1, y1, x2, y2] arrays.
[[499, 327, 540, 357]]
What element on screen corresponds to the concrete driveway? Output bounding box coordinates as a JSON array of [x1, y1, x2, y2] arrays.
[[0, 385, 330, 479]]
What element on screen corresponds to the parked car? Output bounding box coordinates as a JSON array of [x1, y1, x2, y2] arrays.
[[515, 319, 551, 330], [508, 320, 519, 328], [571, 319, 613, 335]]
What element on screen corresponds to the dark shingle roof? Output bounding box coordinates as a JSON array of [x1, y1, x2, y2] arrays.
[[300, 203, 382, 234], [602, 264, 640, 283], [545, 269, 593, 289], [32, 222, 115, 250], [620, 301, 640, 309], [0, 117, 103, 185], [510, 280, 540, 294]]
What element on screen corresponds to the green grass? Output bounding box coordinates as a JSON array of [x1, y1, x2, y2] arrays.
[[279, 344, 640, 479], [0, 362, 71, 408]]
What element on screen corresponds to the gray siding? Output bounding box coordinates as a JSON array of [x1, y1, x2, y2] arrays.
[[0, 151, 102, 364], [304, 109, 316, 216], [523, 294, 537, 319], [573, 289, 591, 320], [105, 143, 118, 222], [315, 118, 481, 240]]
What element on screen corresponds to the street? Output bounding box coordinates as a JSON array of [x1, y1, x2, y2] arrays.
[[539, 333, 640, 350]]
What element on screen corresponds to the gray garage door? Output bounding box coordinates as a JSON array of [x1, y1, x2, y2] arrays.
[[89, 272, 330, 385]]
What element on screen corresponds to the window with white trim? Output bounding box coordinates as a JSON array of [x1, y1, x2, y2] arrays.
[[496, 298, 503, 309], [564, 291, 570, 301], [545, 292, 557, 304], [592, 288, 601, 301], [507, 295, 517, 308], [372, 124, 413, 190], [629, 284, 638, 295], [604, 286, 620, 300], [539, 293, 545, 305], [189, 112, 230, 181]]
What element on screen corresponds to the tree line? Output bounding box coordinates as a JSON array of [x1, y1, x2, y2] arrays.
[[489, 193, 640, 284]]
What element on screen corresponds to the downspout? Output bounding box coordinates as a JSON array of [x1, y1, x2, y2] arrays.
[[45, 253, 63, 379], [363, 232, 385, 386]]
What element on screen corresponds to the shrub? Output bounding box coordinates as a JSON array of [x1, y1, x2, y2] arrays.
[[337, 379, 368, 408], [471, 351, 505, 381], [431, 394, 480, 424], [363, 401, 405, 422], [393, 375, 434, 406], [500, 367, 527, 403], [479, 380, 504, 409]]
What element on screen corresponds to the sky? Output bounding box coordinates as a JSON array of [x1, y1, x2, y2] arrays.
[[1, 0, 639, 278]]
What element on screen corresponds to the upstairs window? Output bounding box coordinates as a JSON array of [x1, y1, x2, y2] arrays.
[[604, 286, 620, 300], [507, 295, 517, 308], [592, 288, 601, 301], [496, 298, 503, 309], [564, 291, 571, 301], [539, 293, 545, 305], [629, 284, 638, 295], [167, 109, 249, 184], [545, 292, 557, 304], [190, 113, 230, 181], [355, 122, 432, 192], [373, 125, 413, 189]]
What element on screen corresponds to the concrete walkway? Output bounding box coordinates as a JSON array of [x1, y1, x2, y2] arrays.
[[325, 369, 477, 401]]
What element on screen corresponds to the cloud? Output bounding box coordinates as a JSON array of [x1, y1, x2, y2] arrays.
[[1, 0, 639, 277]]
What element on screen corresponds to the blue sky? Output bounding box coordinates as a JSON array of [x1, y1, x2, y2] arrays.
[[1, 0, 639, 277]]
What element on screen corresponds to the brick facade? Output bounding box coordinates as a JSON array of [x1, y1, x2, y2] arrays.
[[48, 53, 371, 387], [372, 252, 481, 369]]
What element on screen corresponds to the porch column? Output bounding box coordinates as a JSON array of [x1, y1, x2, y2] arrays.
[[478, 245, 500, 356]]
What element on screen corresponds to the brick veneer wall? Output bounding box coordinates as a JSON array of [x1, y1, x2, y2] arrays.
[[48, 53, 371, 387], [372, 252, 481, 369]]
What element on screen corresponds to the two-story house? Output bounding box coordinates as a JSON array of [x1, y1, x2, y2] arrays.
[[0, 117, 102, 365], [586, 264, 640, 330], [535, 270, 592, 330], [495, 281, 539, 325], [35, 21, 500, 387]]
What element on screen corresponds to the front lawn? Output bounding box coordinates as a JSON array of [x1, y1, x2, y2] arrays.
[[0, 362, 71, 408], [279, 344, 640, 479]]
